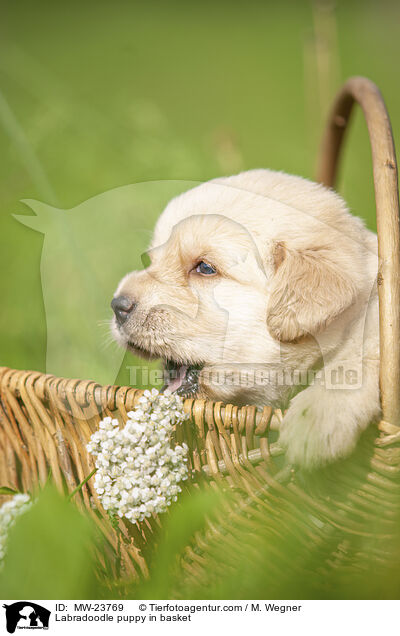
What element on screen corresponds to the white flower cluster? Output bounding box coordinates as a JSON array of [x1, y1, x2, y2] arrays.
[[87, 389, 189, 523], [0, 494, 32, 563]]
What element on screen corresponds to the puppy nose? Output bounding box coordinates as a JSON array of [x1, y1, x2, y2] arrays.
[[111, 295, 136, 325]]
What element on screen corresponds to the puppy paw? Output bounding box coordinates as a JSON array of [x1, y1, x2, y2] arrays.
[[279, 381, 380, 470]]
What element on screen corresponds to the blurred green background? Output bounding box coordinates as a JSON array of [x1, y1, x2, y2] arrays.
[[1, 0, 399, 386]]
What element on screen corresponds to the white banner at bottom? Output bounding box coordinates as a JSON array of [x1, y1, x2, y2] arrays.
[[1, 599, 398, 635]]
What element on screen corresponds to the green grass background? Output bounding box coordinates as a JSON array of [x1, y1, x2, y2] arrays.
[[1, 0, 399, 386]]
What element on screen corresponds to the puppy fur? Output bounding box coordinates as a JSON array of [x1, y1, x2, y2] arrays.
[[112, 169, 380, 469]]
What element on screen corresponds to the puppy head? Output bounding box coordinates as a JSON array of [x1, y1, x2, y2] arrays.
[[111, 170, 369, 404], [111, 212, 272, 385]]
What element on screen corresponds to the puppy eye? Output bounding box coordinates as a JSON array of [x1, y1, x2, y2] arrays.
[[195, 261, 217, 276]]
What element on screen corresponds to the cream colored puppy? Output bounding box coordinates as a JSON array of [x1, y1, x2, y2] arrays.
[[111, 170, 380, 469]]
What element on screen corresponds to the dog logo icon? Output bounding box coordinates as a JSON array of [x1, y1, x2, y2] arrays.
[[3, 602, 50, 633]]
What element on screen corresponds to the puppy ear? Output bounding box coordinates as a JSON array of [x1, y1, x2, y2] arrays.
[[266, 241, 356, 342]]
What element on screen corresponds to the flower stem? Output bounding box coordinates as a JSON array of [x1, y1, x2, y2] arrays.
[[68, 468, 97, 502]]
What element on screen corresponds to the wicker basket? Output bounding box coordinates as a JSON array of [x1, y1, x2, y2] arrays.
[[1, 77, 400, 587]]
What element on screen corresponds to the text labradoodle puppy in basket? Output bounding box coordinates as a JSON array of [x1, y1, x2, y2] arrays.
[[111, 170, 380, 469]]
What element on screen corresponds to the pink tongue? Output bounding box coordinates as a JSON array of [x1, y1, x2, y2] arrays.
[[167, 365, 188, 393]]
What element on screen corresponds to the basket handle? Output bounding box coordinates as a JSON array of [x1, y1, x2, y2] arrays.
[[316, 76, 400, 429]]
